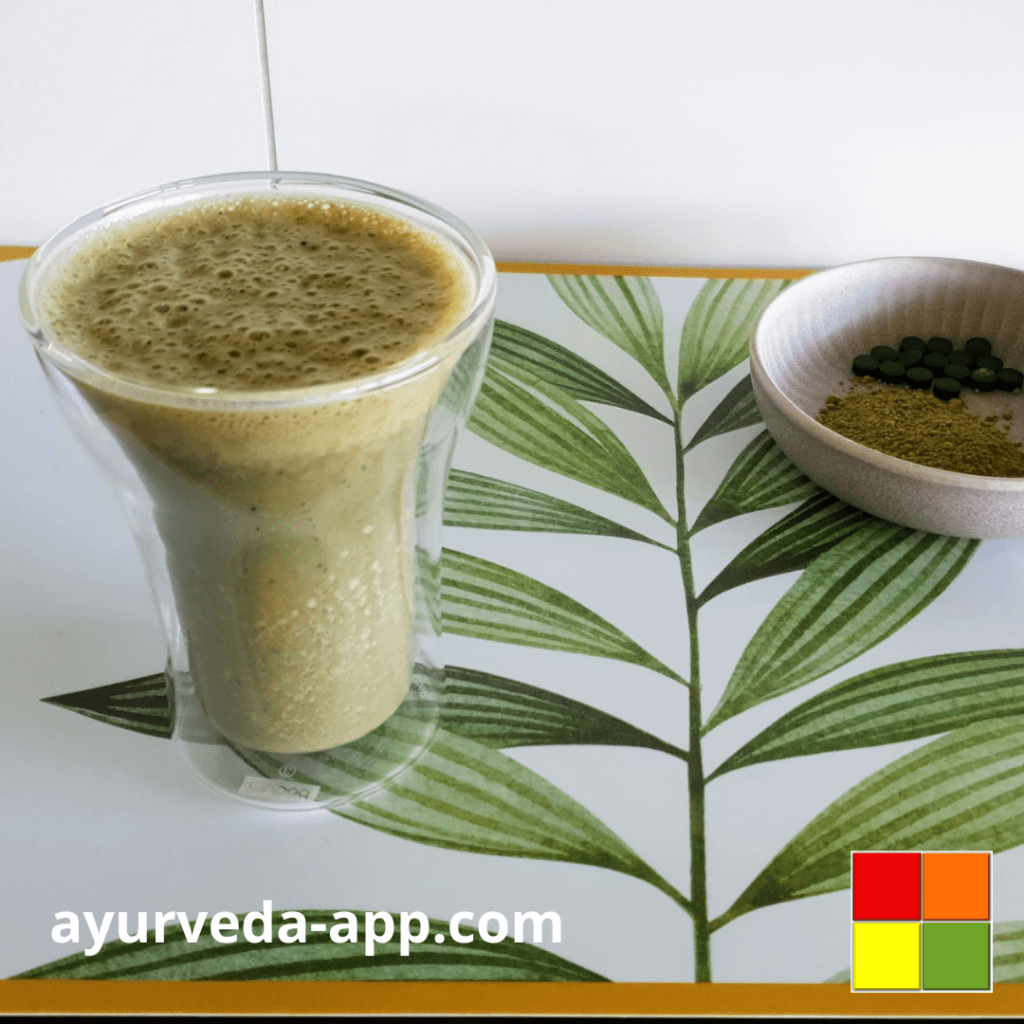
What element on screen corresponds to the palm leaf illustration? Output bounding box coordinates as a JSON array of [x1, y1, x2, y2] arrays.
[[469, 368, 672, 523], [41, 672, 173, 738], [995, 922, 1024, 983], [236, 723, 687, 907], [714, 716, 1024, 929], [441, 548, 684, 682], [435, 664, 685, 757], [691, 430, 820, 535], [332, 726, 671, 885], [678, 278, 788, 397], [548, 274, 670, 396], [437, 324, 492, 417], [19, 910, 604, 980], [444, 469, 666, 547], [39, 660, 685, 761], [711, 649, 1024, 778], [683, 374, 763, 452], [491, 319, 671, 423], [697, 492, 873, 607], [706, 522, 978, 731]]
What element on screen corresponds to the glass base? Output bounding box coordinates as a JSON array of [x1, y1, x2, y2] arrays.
[[174, 664, 443, 812]]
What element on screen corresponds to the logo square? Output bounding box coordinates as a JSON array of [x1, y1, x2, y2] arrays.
[[852, 921, 921, 990], [922, 852, 990, 921], [921, 922, 991, 991], [852, 851, 921, 921]]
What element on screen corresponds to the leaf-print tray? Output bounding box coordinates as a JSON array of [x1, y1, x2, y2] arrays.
[[3, 258, 1024, 1017]]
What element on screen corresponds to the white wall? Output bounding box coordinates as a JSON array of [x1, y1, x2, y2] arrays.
[[3, 0, 1023, 268]]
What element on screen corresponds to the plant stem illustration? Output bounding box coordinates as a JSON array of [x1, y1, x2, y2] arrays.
[[676, 417, 711, 980]]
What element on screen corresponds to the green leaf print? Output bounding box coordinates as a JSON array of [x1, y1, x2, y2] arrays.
[[714, 717, 1024, 928], [548, 274, 670, 395], [444, 469, 667, 547], [234, 718, 686, 906], [442, 548, 684, 683], [19, 909, 604, 980], [41, 672, 174, 739], [435, 664, 686, 757], [684, 375, 762, 452], [690, 430, 820, 535], [710, 650, 1024, 778], [823, 968, 850, 983], [490, 319, 672, 423], [697, 492, 873, 607], [678, 278, 788, 397], [995, 922, 1024, 983], [34, 658, 687, 759], [415, 547, 443, 637], [468, 368, 673, 523], [437, 324, 492, 416], [705, 522, 978, 731], [231, 709, 439, 803], [330, 728, 683, 900]]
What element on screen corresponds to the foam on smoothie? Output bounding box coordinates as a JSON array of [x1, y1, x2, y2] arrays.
[[39, 194, 475, 753], [41, 194, 472, 390]]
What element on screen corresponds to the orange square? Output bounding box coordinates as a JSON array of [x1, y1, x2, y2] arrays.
[[922, 852, 990, 920]]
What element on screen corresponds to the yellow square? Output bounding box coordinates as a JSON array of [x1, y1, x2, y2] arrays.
[[853, 922, 921, 990]]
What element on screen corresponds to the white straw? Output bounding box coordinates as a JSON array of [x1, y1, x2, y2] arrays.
[[254, 0, 278, 171]]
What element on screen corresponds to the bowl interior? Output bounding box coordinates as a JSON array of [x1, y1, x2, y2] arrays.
[[755, 257, 1024, 449]]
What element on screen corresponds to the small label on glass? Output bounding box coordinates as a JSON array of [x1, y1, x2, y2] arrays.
[[239, 775, 321, 803]]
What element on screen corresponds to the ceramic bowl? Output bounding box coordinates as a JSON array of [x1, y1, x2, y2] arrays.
[[749, 256, 1024, 539]]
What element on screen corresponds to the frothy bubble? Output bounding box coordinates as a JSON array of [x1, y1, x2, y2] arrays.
[[42, 194, 474, 391]]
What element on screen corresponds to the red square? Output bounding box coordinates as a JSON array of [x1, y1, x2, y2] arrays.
[[852, 852, 921, 920]]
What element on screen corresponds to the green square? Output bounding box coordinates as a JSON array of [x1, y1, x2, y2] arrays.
[[922, 922, 990, 990]]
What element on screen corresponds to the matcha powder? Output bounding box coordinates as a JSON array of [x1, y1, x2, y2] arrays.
[[818, 386, 1024, 477]]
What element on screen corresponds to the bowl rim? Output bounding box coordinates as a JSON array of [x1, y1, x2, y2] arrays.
[[749, 255, 1024, 493]]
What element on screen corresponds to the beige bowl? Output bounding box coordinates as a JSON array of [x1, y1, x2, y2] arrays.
[[750, 257, 1024, 539]]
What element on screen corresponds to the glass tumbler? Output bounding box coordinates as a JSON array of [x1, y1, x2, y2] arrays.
[[19, 172, 496, 809]]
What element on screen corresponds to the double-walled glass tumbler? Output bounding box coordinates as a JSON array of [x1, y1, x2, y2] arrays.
[[20, 172, 496, 808]]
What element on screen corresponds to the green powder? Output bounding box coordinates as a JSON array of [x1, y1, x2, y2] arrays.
[[818, 385, 1024, 477]]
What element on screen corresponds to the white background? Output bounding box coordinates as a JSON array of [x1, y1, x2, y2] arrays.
[[3, 0, 1024, 268]]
